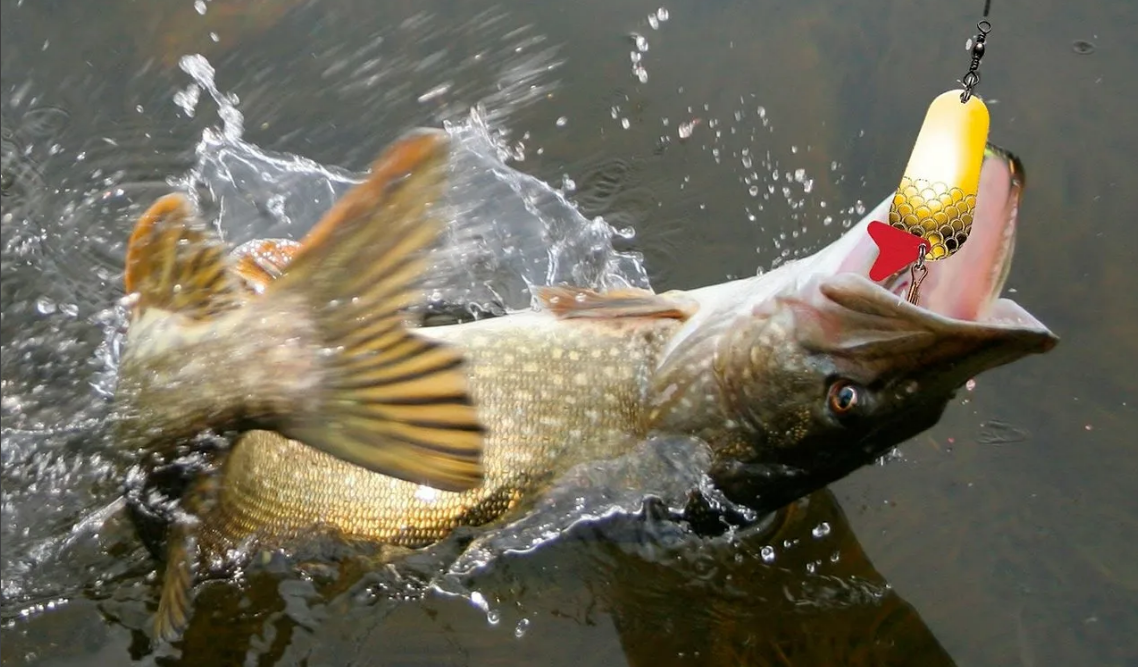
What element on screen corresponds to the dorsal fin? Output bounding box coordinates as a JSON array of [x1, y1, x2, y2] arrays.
[[229, 238, 301, 294], [535, 286, 697, 321], [123, 194, 241, 319]]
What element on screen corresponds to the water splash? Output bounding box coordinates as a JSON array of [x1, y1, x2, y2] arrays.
[[1, 41, 652, 629], [441, 436, 713, 581], [164, 53, 649, 321]]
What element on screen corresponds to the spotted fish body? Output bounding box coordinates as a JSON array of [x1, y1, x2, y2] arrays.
[[202, 314, 682, 551]]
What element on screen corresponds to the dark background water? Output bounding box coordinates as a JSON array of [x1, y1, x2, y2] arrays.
[[2, 0, 1136, 665]]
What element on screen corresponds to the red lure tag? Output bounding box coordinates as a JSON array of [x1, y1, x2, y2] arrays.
[[866, 220, 926, 282]]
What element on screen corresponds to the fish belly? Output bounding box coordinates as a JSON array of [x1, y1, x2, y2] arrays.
[[200, 314, 681, 552]]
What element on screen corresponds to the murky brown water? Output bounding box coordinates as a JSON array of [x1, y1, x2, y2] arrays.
[[2, 0, 1135, 665]]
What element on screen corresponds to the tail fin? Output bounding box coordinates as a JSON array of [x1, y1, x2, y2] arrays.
[[123, 194, 243, 320], [254, 128, 486, 492]]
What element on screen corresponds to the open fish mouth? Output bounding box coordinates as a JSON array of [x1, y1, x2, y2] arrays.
[[793, 145, 1058, 387], [878, 147, 1032, 320], [840, 147, 1052, 325]]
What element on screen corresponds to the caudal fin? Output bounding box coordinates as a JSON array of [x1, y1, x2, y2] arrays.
[[255, 128, 486, 492]]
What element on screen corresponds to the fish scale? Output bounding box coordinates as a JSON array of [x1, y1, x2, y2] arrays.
[[202, 315, 682, 552]]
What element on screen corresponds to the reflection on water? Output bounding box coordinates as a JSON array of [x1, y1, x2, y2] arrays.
[[2, 481, 957, 667], [2, 0, 1136, 665]]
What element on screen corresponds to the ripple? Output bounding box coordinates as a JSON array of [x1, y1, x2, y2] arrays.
[[1071, 40, 1096, 55], [976, 419, 1031, 446], [188, 6, 563, 168], [36, 122, 198, 310], [17, 106, 71, 139], [1, 105, 70, 250]]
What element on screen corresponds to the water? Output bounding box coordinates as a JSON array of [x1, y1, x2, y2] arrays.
[[2, 0, 1136, 665]]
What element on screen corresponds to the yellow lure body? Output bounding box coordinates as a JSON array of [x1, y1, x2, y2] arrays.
[[888, 90, 990, 261]]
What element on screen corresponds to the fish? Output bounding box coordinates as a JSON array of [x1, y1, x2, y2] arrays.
[[112, 129, 1057, 641]]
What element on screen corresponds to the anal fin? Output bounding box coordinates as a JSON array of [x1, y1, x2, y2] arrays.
[[154, 515, 199, 643], [124, 194, 242, 319], [535, 286, 697, 321]]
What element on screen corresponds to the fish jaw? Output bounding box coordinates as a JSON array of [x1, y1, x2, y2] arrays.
[[663, 146, 1057, 508]]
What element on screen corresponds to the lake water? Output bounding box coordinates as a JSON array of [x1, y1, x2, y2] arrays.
[[2, 0, 1135, 665]]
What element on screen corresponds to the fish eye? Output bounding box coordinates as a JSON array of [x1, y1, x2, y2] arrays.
[[827, 381, 861, 416]]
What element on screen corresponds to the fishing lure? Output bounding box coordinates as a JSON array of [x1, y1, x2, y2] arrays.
[[868, 17, 994, 304]]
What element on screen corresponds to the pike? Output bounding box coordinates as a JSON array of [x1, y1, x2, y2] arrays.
[[112, 129, 1057, 640]]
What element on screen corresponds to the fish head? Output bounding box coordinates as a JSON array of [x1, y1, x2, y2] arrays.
[[707, 146, 1059, 506]]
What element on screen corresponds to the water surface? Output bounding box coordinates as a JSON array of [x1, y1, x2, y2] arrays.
[[2, 0, 1135, 665]]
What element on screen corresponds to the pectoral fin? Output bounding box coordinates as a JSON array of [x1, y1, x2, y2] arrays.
[[124, 194, 242, 319], [261, 128, 486, 493], [535, 286, 697, 321]]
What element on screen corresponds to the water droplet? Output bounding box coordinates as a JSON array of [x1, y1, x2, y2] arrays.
[[555, 116, 568, 127], [965, 378, 976, 391], [194, 0, 207, 15], [811, 522, 831, 538], [174, 85, 201, 118], [1071, 40, 1096, 55], [621, 118, 631, 130], [657, 8, 669, 21], [417, 83, 451, 104], [760, 545, 776, 563], [514, 618, 531, 638], [35, 297, 56, 314]]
